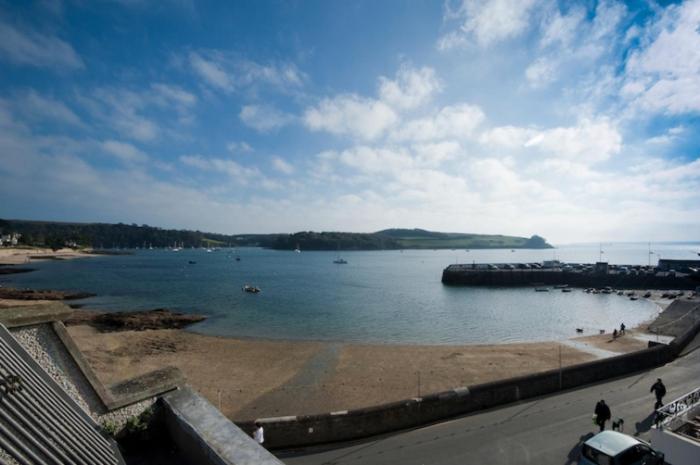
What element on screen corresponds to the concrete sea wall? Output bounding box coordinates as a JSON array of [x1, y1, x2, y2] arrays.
[[242, 314, 700, 449], [441, 268, 699, 290]]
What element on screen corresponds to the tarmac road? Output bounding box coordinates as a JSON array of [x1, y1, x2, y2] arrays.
[[279, 337, 700, 465]]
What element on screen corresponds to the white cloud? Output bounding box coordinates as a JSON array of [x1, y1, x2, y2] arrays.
[[539, 7, 585, 48], [391, 104, 485, 142], [623, 0, 700, 114], [189, 51, 233, 92], [378, 65, 442, 110], [479, 125, 537, 148], [303, 95, 397, 140], [438, 0, 538, 48], [17, 90, 84, 127], [79, 87, 161, 142], [180, 154, 260, 181], [102, 140, 148, 163], [239, 104, 294, 132], [226, 141, 253, 154], [523, 118, 622, 163], [0, 19, 83, 70], [272, 156, 294, 175], [187, 49, 306, 94], [525, 57, 557, 88], [151, 83, 197, 108]]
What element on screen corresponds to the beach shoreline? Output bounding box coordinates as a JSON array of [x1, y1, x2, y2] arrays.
[[64, 296, 674, 421], [0, 247, 100, 265]]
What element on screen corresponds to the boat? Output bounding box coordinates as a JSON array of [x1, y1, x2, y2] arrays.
[[333, 258, 348, 264], [235, 256, 241, 261], [561, 288, 572, 293], [242, 285, 260, 293], [535, 288, 549, 292], [188, 260, 196, 265]]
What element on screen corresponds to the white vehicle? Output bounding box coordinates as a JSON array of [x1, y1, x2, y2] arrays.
[[579, 431, 664, 465]]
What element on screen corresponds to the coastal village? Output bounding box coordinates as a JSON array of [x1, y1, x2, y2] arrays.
[[1, 243, 699, 464]]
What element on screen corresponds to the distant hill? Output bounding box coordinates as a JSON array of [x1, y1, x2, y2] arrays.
[[375, 229, 552, 250], [0, 219, 552, 251]]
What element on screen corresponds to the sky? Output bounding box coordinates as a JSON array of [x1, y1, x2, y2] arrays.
[[0, 0, 699, 244]]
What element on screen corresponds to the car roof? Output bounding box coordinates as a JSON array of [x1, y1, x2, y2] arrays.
[[584, 431, 641, 456]]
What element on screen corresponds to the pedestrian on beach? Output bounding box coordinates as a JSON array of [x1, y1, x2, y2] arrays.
[[620, 323, 626, 335], [613, 329, 618, 338], [253, 421, 264, 445], [594, 400, 611, 432], [651, 378, 666, 409]]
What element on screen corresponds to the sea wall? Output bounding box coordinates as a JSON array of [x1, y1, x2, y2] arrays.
[[441, 268, 698, 290], [241, 315, 700, 449]]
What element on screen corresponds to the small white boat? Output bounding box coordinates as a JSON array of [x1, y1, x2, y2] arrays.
[[242, 285, 260, 293]]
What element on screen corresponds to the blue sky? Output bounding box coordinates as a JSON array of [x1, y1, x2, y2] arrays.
[[0, 0, 699, 243]]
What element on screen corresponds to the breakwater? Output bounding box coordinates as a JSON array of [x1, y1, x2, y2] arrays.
[[441, 265, 699, 290]]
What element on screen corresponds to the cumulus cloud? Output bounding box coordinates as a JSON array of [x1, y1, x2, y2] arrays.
[[525, 57, 557, 88], [623, 0, 700, 114], [523, 118, 622, 163], [391, 104, 485, 142], [239, 104, 295, 132], [272, 156, 294, 175], [438, 0, 538, 48], [303, 95, 397, 140], [378, 65, 442, 110], [0, 19, 83, 70]]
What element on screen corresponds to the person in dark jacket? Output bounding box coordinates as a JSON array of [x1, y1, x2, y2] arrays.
[[594, 400, 611, 432], [651, 378, 666, 408]]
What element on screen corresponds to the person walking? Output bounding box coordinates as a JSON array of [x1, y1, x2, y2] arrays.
[[253, 421, 264, 446], [620, 323, 626, 335], [594, 400, 611, 432], [650, 378, 666, 409]]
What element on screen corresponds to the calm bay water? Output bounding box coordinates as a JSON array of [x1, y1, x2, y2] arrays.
[[2, 243, 697, 345]]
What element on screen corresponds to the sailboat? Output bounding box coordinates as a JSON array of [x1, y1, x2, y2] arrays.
[[333, 243, 347, 264], [294, 243, 301, 253]]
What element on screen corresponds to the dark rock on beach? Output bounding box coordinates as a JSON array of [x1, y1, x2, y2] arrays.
[[0, 267, 36, 275], [64, 308, 207, 332], [0, 287, 96, 300]]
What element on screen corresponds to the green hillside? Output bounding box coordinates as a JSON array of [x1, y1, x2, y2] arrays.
[[0, 219, 552, 251]]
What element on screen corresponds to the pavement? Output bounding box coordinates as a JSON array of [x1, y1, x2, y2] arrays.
[[278, 332, 700, 465]]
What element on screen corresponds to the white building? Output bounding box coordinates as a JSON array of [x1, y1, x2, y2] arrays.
[[651, 386, 700, 465]]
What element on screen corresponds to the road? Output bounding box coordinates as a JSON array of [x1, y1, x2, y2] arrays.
[[278, 338, 700, 465]]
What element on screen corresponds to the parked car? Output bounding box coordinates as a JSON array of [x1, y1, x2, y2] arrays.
[[579, 431, 664, 465]]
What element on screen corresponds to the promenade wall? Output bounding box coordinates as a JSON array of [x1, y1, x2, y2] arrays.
[[441, 268, 698, 290], [241, 315, 700, 449]]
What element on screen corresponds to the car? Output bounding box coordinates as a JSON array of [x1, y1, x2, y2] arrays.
[[579, 431, 664, 465]]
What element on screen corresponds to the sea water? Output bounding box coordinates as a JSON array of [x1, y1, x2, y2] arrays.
[[2, 243, 697, 345]]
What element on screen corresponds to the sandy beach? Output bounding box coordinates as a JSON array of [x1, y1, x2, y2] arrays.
[[0, 247, 98, 265], [66, 320, 659, 421]]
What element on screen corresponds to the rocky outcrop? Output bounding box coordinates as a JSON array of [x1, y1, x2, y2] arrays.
[[64, 309, 206, 332], [0, 287, 95, 300]]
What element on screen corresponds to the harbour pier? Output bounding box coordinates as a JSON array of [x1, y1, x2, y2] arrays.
[[442, 259, 700, 290]]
